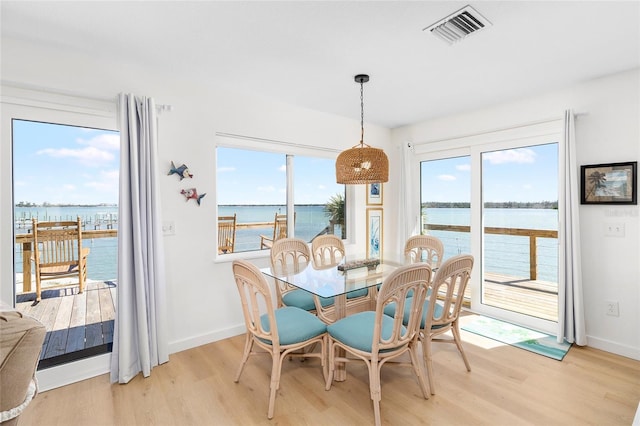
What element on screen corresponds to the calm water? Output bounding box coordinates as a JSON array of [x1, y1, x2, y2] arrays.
[[14, 206, 119, 282], [424, 207, 558, 282], [219, 204, 339, 253], [14, 206, 558, 283]]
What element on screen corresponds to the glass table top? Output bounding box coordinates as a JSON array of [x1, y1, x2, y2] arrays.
[[261, 256, 402, 299]]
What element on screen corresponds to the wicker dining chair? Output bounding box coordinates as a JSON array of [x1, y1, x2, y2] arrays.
[[384, 253, 474, 394], [404, 234, 445, 268], [310, 234, 371, 322], [311, 234, 345, 267], [269, 238, 335, 312], [325, 263, 432, 426], [420, 254, 474, 394], [232, 259, 328, 419]]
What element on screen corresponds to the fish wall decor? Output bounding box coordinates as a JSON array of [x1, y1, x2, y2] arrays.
[[180, 188, 206, 205], [168, 161, 193, 180]]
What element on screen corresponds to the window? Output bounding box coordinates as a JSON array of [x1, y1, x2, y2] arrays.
[[216, 146, 346, 254]]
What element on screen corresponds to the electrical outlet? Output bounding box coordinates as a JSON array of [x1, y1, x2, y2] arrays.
[[605, 300, 619, 317], [162, 221, 175, 236], [604, 222, 625, 237]]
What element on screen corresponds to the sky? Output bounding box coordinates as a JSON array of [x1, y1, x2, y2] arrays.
[[421, 143, 559, 203], [217, 147, 344, 205], [13, 120, 119, 205], [12, 120, 558, 206]]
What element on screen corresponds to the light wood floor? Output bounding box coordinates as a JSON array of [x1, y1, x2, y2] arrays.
[[19, 314, 639, 426]]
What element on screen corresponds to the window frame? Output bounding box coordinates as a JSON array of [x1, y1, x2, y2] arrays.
[[214, 134, 349, 261]]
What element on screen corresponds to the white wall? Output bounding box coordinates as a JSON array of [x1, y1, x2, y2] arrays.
[[390, 68, 640, 359], [0, 37, 391, 380]]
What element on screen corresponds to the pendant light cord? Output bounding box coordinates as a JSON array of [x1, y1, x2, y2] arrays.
[[360, 79, 365, 146]]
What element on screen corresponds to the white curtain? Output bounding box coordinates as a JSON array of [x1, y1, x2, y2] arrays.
[[396, 142, 418, 258], [111, 93, 169, 383], [557, 109, 586, 345]]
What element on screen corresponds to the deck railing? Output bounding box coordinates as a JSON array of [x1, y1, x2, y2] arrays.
[[423, 223, 558, 281], [15, 229, 117, 292]]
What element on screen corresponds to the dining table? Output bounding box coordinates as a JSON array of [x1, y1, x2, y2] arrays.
[[261, 254, 403, 381]]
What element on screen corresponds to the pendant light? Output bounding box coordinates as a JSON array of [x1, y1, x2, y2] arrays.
[[335, 74, 389, 184]]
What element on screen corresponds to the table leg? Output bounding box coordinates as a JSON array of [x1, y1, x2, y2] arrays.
[[333, 294, 347, 382]]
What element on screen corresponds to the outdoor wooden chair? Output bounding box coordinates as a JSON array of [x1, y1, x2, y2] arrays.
[[232, 259, 327, 419], [325, 263, 432, 426], [31, 217, 90, 304], [260, 213, 293, 249], [218, 213, 237, 254]]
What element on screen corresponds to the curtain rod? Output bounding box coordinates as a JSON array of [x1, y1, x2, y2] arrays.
[[412, 112, 587, 147], [2, 80, 173, 112], [216, 132, 340, 153], [2, 80, 116, 104]]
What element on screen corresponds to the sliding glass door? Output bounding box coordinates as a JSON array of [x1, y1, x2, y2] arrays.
[[419, 134, 560, 333], [476, 141, 559, 331]]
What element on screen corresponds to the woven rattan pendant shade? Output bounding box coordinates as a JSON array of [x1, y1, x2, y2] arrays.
[[336, 144, 389, 184], [336, 74, 389, 185]]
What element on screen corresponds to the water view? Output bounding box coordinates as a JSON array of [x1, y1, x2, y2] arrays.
[[14, 205, 558, 283], [425, 207, 558, 283], [14, 206, 119, 282]]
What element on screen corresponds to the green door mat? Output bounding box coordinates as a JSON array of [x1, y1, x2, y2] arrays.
[[462, 316, 571, 361]]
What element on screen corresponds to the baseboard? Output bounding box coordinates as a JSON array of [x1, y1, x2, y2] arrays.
[[168, 323, 245, 354], [587, 335, 640, 361]]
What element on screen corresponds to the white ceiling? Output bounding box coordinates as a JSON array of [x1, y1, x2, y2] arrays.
[[2, 1, 639, 128]]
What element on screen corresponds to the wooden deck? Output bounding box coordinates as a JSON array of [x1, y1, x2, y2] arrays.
[[477, 272, 558, 322], [15, 280, 116, 369]]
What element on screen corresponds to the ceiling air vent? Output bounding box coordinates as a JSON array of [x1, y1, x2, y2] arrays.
[[423, 5, 491, 45]]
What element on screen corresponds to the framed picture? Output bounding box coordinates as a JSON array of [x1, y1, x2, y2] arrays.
[[366, 182, 383, 205], [366, 208, 383, 259], [581, 161, 637, 205]]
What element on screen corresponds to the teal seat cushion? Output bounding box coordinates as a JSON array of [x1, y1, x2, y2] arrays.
[[346, 288, 369, 299], [260, 306, 327, 345], [283, 289, 334, 311], [327, 311, 406, 352], [383, 297, 444, 329]]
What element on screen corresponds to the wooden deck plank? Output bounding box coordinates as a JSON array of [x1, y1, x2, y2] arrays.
[[44, 328, 69, 358], [40, 295, 75, 359], [85, 284, 104, 347], [52, 294, 74, 331], [66, 325, 86, 353], [69, 290, 87, 328], [85, 323, 104, 348], [99, 285, 115, 322], [38, 297, 62, 359]]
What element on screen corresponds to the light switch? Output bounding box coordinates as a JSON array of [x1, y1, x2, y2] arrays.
[[162, 221, 175, 236], [604, 222, 625, 237]]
